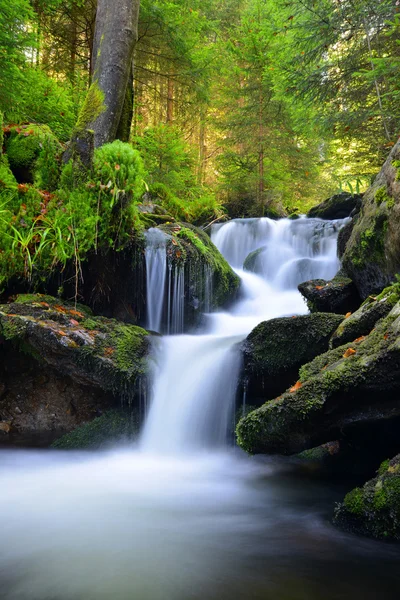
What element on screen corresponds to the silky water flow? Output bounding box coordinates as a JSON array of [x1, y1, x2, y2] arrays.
[[1, 217, 399, 600]]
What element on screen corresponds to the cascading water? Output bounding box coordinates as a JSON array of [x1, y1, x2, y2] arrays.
[[145, 228, 168, 333], [1, 216, 398, 600], [141, 216, 346, 452]]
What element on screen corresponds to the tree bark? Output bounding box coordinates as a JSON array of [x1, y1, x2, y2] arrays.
[[90, 0, 140, 147]]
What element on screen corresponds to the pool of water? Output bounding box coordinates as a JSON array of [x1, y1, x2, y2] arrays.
[[0, 447, 399, 600]]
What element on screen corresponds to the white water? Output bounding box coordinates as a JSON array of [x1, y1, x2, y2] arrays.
[[0, 216, 365, 600], [141, 216, 346, 451], [145, 228, 168, 333]]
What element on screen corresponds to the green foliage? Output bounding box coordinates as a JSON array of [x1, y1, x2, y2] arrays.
[[135, 125, 223, 224], [5, 68, 76, 142], [0, 139, 148, 289], [5, 124, 62, 189]]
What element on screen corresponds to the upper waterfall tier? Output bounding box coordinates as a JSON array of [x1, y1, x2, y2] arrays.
[[212, 216, 348, 289]]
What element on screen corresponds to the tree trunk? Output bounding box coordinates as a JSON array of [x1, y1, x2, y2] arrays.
[[116, 61, 135, 142], [166, 75, 174, 123], [90, 0, 140, 147]]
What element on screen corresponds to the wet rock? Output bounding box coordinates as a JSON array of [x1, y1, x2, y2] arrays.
[[307, 192, 362, 220], [342, 140, 400, 298], [330, 283, 400, 348], [298, 272, 361, 314], [0, 294, 150, 402], [337, 219, 355, 258], [242, 313, 344, 403], [243, 246, 267, 273], [237, 301, 400, 455], [334, 454, 400, 540]]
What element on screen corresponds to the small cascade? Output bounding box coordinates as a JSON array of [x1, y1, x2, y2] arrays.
[[212, 216, 348, 289], [142, 215, 349, 454], [145, 228, 168, 333], [203, 264, 213, 313], [168, 266, 185, 334]]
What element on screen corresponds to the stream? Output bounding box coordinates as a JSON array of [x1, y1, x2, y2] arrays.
[[0, 217, 399, 600]]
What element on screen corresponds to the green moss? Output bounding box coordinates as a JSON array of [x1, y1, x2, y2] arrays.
[[0, 156, 17, 189], [0, 316, 28, 341], [347, 211, 388, 270], [81, 318, 98, 330], [51, 409, 139, 450], [111, 324, 149, 372], [6, 124, 61, 175], [375, 186, 390, 206], [237, 301, 400, 455], [378, 459, 390, 476], [75, 82, 106, 132], [343, 488, 364, 515], [335, 453, 400, 539]]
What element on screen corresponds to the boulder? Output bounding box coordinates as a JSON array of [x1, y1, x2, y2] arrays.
[[342, 140, 400, 298], [298, 272, 361, 314], [0, 294, 149, 408], [307, 192, 362, 220], [243, 246, 267, 273], [237, 301, 400, 455], [334, 455, 400, 540], [330, 282, 400, 348], [242, 313, 344, 403], [337, 218, 355, 258], [158, 222, 240, 314]]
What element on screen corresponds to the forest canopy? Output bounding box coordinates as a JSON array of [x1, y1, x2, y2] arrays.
[[1, 0, 400, 222]]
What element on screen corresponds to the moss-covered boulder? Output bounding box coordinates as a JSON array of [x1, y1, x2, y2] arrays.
[[242, 313, 344, 402], [5, 124, 62, 188], [158, 223, 240, 314], [334, 455, 400, 540], [0, 294, 150, 401], [52, 409, 139, 449], [237, 301, 400, 455], [243, 246, 267, 273], [307, 192, 362, 220], [342, 141, 400, 299], [298, 272, 360, 314], [330, 282, 400, 348]]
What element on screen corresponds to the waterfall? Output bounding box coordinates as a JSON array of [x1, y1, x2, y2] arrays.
[[0, 216, 363, 600], [145, 228, 168, 333], [141, 216, 348, 453]]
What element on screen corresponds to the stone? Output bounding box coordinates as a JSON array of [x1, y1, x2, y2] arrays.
[[242, 312, 344, 403], [237, 301, 400, 455], [342, 140, 400, 298], [307, 192, 362, 220], [298, 272, 361, 314]]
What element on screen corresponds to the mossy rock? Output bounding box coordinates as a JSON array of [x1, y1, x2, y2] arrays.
[[242, 312, 344, 402], [298, 271, 361, 314], [330, 282, 400, 348], [158, 222, 240, 312], [334, 454, 400, 540], [237, 301, 400, 455], [5, 123, 62, 186], [52, 409, 139, 450], [243, 246, 267, 273], [342, 142, 400, 298], [0, 294, 150, 402], [307, 192, 362, 220]]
